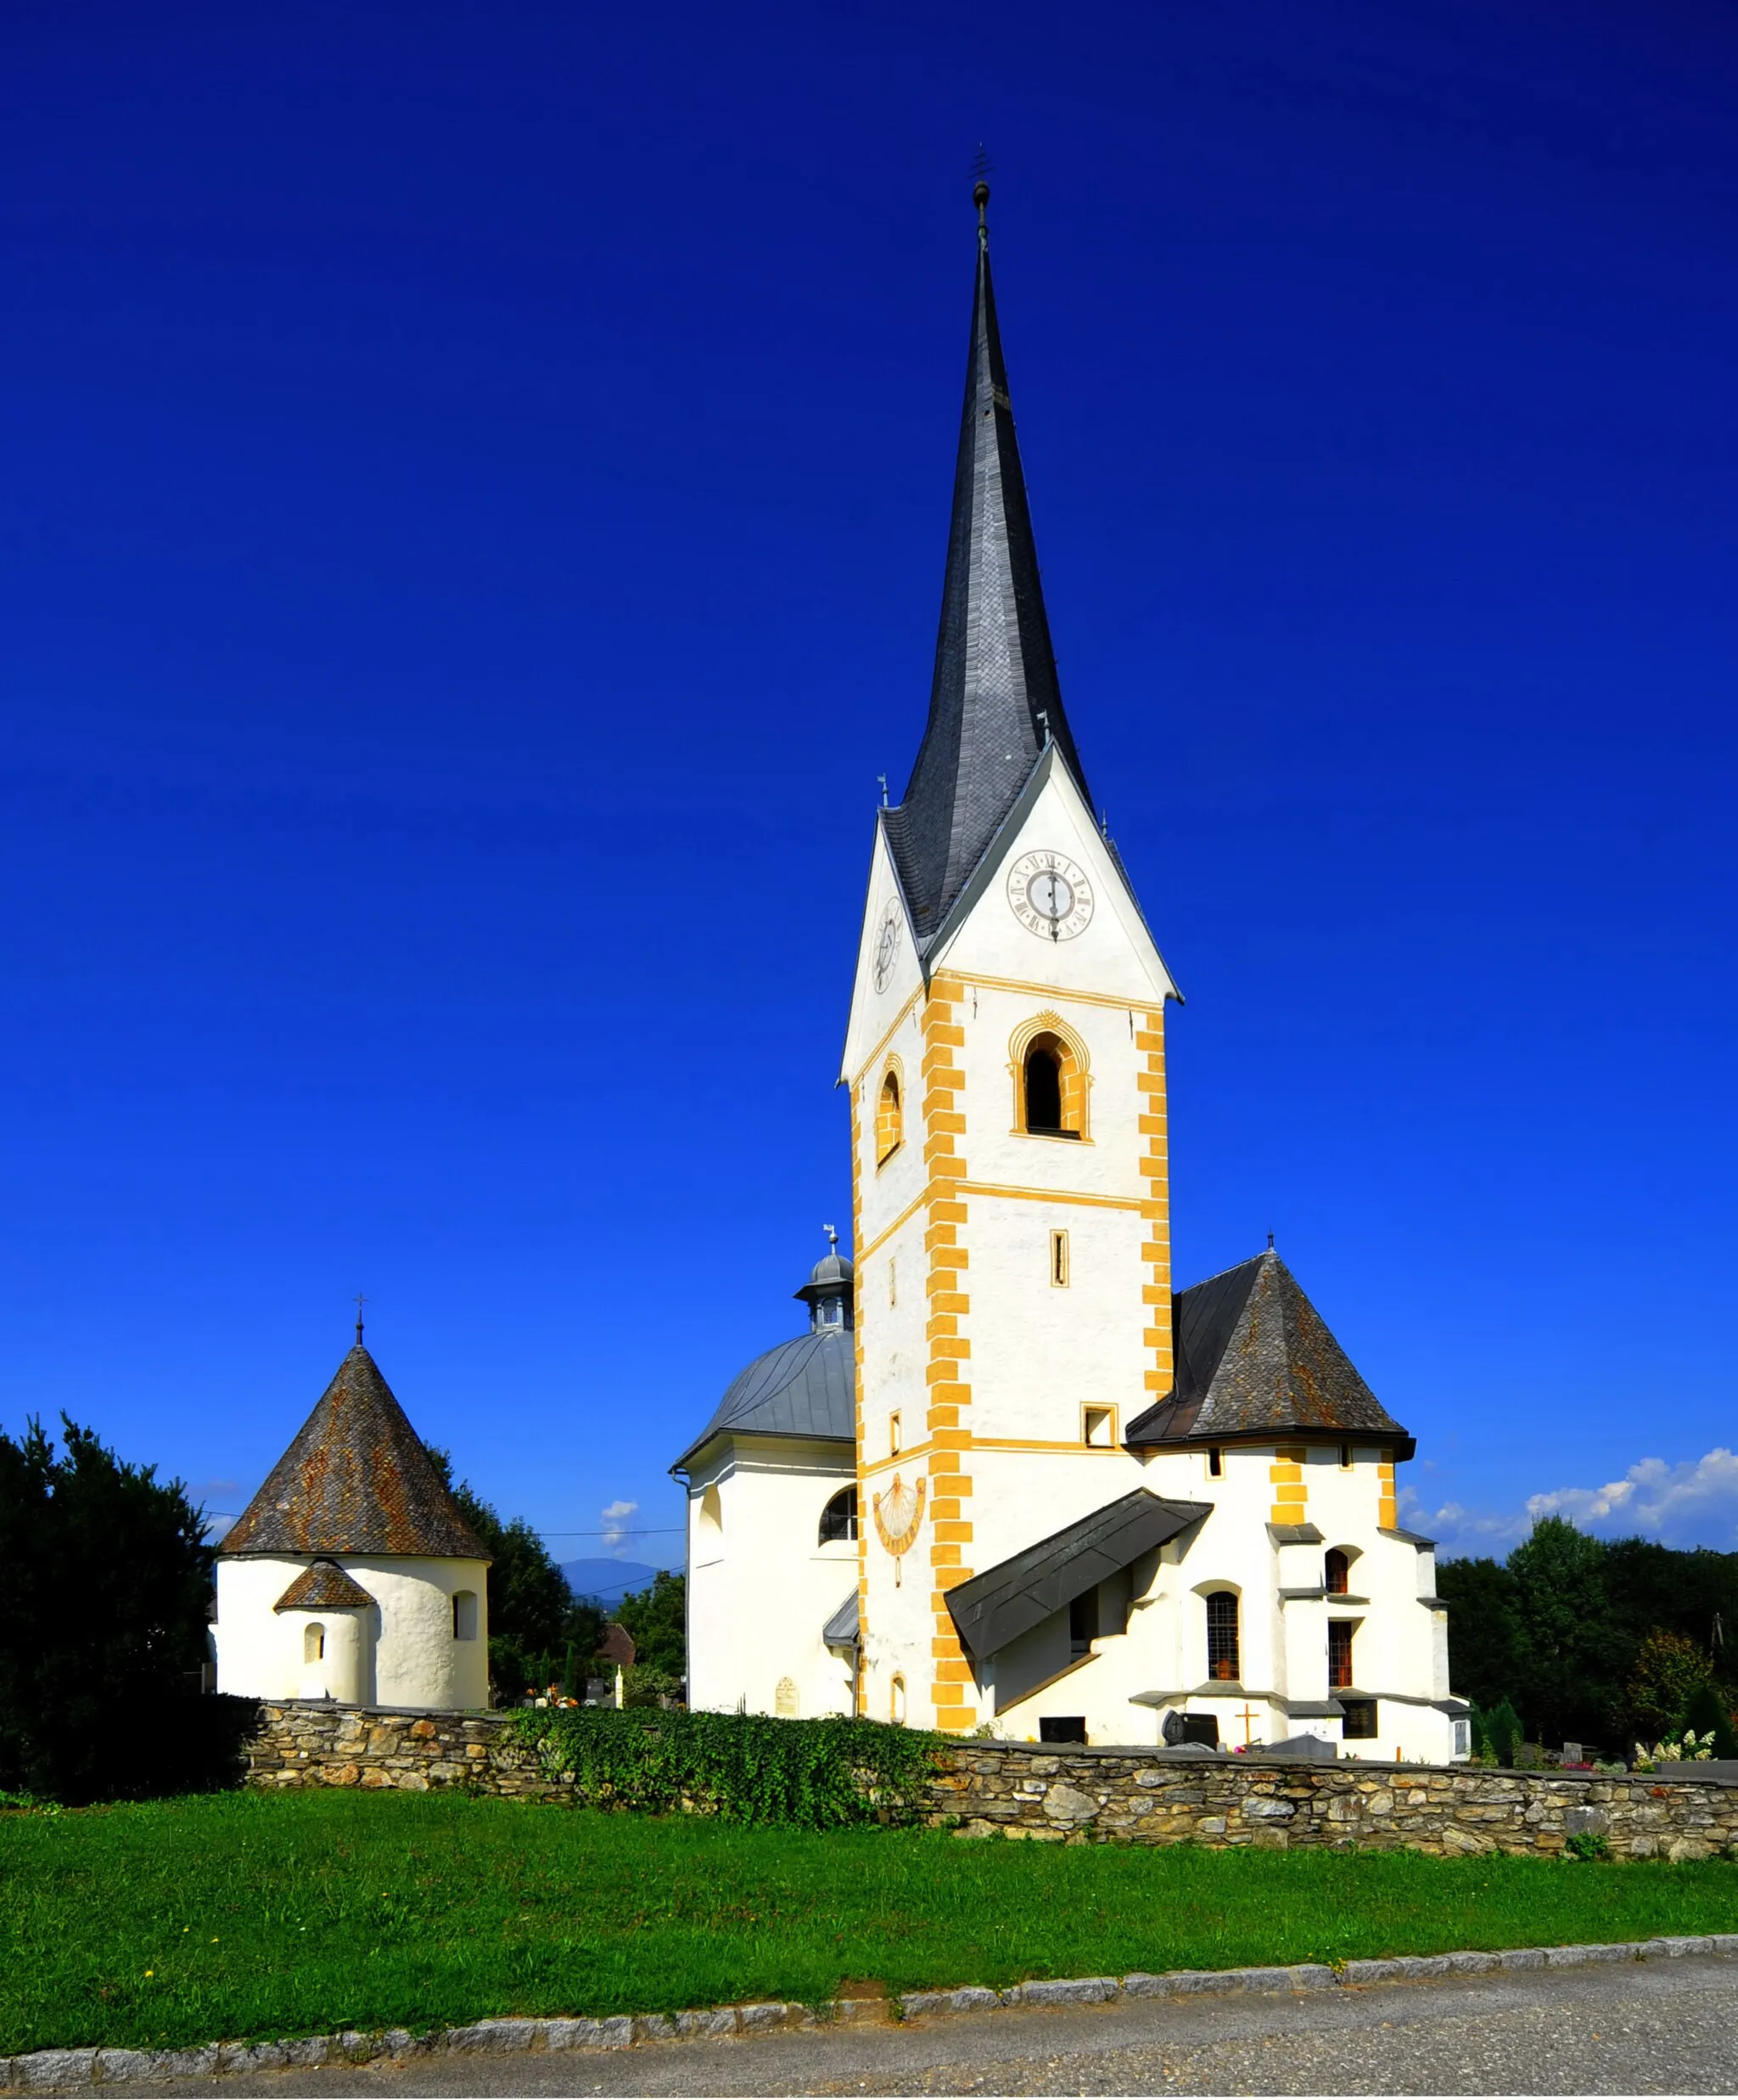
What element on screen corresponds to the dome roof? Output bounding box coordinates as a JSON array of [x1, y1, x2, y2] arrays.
[[794, 1249, 855, 1306], [672, 1325, 855, 1474]]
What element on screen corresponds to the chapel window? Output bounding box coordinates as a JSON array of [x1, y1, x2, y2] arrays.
[[1328, 1619, 1354, 1690], [1205, 1591, 1240, 1682], [452, 1590, 479, 1641], [1325, 1548, 1350, 1596], [876, 1065, 904, 1164], [304, 1621, 325, 1665], [819, 1485, 859, 1545]]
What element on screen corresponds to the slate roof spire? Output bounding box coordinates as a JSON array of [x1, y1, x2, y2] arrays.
[[217, 1343, 491, 1561], [884, 182, 1090, 940]]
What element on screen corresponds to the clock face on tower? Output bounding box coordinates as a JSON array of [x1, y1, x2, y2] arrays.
[[1006, 851, 1094, 941], [872, 904, 901, 992]]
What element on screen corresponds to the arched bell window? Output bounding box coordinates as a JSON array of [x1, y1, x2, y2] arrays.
[[1325, 1548, 1350, 1596], [1204, 1591, 1240, 1682], [1010, 1015, 1090, 1140], [875, 1063, 904, 1165], [1025, 1042, 1065, 1133], [818, 1485, 859, 1544]]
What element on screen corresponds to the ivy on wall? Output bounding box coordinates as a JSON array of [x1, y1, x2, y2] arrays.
[[511, 1707, 940, 1828]]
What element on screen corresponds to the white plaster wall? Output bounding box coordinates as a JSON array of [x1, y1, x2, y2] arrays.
[[982, 1449, 1459, 1760], [684, 1436, 857, 1721], [214, 1554, 489, 1709]]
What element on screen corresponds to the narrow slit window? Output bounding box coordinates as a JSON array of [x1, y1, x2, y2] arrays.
[[1208, 1446, 1224, 1479], [1339, 1444, 1353, 1470], [452, 1590, 479, 1640], [1051, 1229, 1069, 1287], [1068, 1592, 1097, 1657], [304, 1622, 325, 1665], [888, 1257, 896, 1307], [889, 1412, 902, 1457]]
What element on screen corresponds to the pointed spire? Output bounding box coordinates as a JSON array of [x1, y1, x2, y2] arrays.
[[885, 182, 1090, 940]]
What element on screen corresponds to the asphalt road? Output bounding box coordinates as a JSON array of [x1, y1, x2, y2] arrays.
[[123, 1954, 1738, 2096]]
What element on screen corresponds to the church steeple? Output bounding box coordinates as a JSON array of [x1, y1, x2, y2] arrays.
[[884, 182, 1090, 942]]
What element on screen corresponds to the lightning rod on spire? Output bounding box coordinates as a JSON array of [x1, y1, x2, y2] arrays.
[[354, 1292, 367, 1343]]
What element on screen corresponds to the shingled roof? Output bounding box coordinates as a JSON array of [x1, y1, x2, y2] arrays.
[[883, 185, 1090, 944], [219, 1344, 491, 1561], [272, 1559, 375, 1611], [1124, 1251, 1415, 1458]]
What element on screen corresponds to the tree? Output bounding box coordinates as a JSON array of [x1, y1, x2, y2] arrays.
[[615, 1570, 686, 1681], [1623, 1628, 1716, 1744], [1504, 1517, 1621, 1746], [1438, 1555, 1524, 1714], [0, 1415, 255, 1803]]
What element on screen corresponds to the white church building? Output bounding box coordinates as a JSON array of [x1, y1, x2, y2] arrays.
[[213, 1329, 491, 1710], [675, 185, 1467, 1763]]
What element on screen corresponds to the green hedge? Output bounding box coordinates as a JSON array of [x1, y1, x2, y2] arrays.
[[510, 1706, 941, 1827]]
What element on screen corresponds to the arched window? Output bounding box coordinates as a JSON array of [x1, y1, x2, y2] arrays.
[[1025, 1042, 1063, 1131], [819, 1485, 859, 1544], [1205, 1592, 1240, 1682], [452, 1590, 479, 1640], [1325, 1549, 1349, 1596], [698, 1485, 723, 1535], [875, 1064, 904, 1164], [1010, 1015, 1089, 1139], [304, 1621, 325, 1665], [889, 1672, 906, 1726]]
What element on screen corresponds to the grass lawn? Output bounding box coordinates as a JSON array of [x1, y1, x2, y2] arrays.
[[5, 1790, 1738, 2055]]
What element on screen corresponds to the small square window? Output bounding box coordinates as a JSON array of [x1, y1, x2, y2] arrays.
[[1341, 1699, 1378, 1740], [1040, 1715, 1087, 1743], [1083, 1405, 1114, 1447]]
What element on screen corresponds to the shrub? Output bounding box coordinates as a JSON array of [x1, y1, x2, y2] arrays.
[[512, 1705, 939, 1826], [1623, 1628, 1716, 1743]]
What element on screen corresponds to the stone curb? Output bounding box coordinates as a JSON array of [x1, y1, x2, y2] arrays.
[[6, 1934, 1737, 2089]]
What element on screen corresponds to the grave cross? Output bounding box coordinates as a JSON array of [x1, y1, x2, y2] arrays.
[[1236, 1703, 1261, 1748]]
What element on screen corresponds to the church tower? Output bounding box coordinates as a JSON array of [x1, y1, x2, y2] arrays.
[[842, 184, 1180, 1733]]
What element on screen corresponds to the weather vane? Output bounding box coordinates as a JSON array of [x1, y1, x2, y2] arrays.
[[824, 1223, 838, 1253]]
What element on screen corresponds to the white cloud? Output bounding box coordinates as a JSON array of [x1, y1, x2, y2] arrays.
[[599, 1499, 638, 1552], [1412, 1449, 1738, 1558], [1527, 1449, 1738, 1549]]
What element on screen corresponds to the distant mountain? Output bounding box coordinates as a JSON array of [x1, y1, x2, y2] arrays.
[[561, 1558, 666, 1609]]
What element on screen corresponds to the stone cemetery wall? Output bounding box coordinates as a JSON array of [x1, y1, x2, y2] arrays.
[[244, 1704, 1738, 1861]]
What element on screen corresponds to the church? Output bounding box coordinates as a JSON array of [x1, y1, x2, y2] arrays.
[[674, 186, 1467, 1762]]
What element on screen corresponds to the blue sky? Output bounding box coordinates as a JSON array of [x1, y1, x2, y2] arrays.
[[3, 0, 1735, 1568]]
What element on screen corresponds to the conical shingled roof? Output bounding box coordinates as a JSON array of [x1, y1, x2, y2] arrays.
[[883, 191, 1090, 942], [219, 1345, 491, 1560], [1124, 1251, 1415, 1457]]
